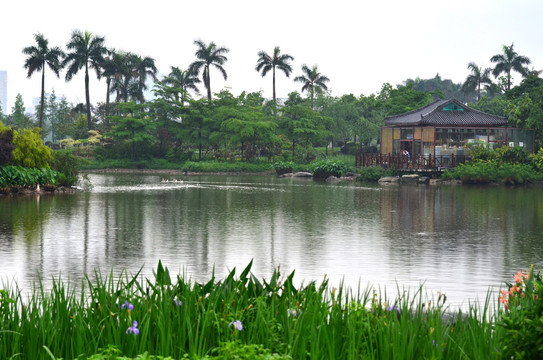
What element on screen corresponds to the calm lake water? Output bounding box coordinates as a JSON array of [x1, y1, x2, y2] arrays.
[[1, 173, 542, 309]]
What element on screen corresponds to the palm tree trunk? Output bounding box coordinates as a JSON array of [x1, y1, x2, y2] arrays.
[[39, 66, 45, 129], [85, 69, 92, 131], [206, 71, 212, 101], [106, 78, 111, 117], [272, 66, 276, 102], [106, 78, 110, 106]]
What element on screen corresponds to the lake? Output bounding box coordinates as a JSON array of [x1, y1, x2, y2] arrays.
[[1, 173, 542, 309]]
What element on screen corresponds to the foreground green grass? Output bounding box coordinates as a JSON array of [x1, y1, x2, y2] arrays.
[[3, 262, 539, 359]]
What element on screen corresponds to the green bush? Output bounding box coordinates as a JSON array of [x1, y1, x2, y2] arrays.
[[272, 161, 294, 175], [443, 162, 538, 184], [0, 127, 15, 165], [470, 145, 533, 166], [530, 147, 543, 170], [469, 145, 495, 162], [11, 128, 53, 168], [494, 146, 532, 165], [340, 142, 359, 155], [309, 159, 347, 179], [52, 150, 81, 187]]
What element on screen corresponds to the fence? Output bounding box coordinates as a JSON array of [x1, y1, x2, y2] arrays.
[[355, 153, 470, 170]]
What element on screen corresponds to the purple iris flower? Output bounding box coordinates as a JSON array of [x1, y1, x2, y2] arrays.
[[126, 320, 139, 335], [229, 320, 243, 331], [121, 301, 134, 311]]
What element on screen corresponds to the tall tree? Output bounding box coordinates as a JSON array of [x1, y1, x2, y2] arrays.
[[131, 54, 158, 103], [108, 52, 138, 103], [162, 66, 201, 103], [102, 50, 133, 103], [10, 94, 34, 129], [22, 33, 64, 129], [490, 43, 531, 91], [189, 40, 229, 100], [100, 49, 119, 108], [462, 62, 492, 102], [294, 64, 330, 104], [255, 46, 294, 102], [63, 30, 107, 130]]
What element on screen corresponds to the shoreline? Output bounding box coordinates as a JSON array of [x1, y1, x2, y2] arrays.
[[81, 168, 277, 176]]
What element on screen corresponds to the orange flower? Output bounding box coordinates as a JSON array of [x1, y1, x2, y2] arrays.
[[514, 271, 528, 283], [500, 290, 509, 304]]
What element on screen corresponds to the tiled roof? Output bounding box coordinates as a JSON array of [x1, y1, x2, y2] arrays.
[[384, 99, 508, 127]]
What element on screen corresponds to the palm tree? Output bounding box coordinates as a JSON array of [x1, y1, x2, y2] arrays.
[[105, 51, 134, 103], [294, 64, 330, 103], [490, 43, 531, 91], [189, 40, 229, 100], [63, 30, 107, 130], [162, 66, 201, 102], [100, 48, 123, 107], [22, 33, 65, 129], [131, 55, 158, 103], [255, 47, 294, 102], [461, 62, 492, 102]]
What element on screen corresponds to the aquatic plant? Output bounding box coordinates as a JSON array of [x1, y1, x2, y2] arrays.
[[1, 261, 537, 359]]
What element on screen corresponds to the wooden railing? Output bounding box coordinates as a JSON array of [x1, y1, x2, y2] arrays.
[[355, 153, 471, 170]]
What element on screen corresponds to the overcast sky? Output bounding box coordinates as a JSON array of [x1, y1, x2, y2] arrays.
[[1, 0, 542, 112]]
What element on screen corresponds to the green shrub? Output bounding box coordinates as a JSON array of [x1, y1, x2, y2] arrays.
[[0, 127, 15, 165], [11, 128, 53, 168], [468, 144, 495, 162], [272, 161, 294, 175], [340, 142, 359, 155], [444, 162, 538, 184], [494, 146, 532, 165], [530, 147, 543, 170], [309, 159, 347, 179], [52, 150, 81, 187], [470, 145, 533, 166]]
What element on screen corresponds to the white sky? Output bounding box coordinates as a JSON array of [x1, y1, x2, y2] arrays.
[[1, 0, 542, 112]]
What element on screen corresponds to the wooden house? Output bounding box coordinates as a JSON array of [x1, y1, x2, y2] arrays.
[[357, 99, 535, 169]]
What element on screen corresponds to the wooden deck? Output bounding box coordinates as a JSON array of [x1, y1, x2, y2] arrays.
[[355, 153, 470, 171]]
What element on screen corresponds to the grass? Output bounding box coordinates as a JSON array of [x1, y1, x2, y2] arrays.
[[0, 261, 516, 359], [80, 158, 275, 174]]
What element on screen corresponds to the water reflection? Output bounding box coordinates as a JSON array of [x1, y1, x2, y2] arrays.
[[0, 174, 542, 309]]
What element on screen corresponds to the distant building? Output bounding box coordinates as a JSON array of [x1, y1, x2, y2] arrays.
[[27, 96, 42, 115], [0, 71, 7, 115], [380, 99, 534, 156], [357, 99, 535, 170]]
